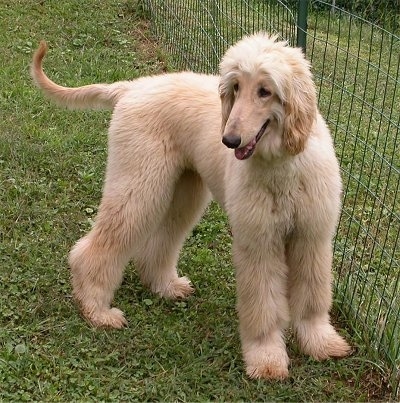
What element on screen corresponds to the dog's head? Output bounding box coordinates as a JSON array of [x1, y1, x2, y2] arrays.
[[219, 33, 317, 160]]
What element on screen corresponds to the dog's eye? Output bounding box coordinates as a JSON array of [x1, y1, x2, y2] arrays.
[[258, 88, 271, 98], [233, 83, 239, 92]]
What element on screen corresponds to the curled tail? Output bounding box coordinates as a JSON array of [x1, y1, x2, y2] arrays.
[[31, 41, 131, 110]]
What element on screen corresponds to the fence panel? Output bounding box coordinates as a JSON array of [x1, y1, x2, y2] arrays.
[[145, 0, 298, 72], [144, 0, 399, 396], [307, 2, 399, 396]]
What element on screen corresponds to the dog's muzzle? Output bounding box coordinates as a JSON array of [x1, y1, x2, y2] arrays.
[[222, 119, 271, 160]]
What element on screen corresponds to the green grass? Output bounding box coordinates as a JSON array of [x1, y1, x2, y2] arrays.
[[0, 0, 395, 400]]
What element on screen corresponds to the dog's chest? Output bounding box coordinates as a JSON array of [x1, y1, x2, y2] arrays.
[[259, 177, 299, 229], [226, 165, 302, 239], [256, 163, 301, 214]]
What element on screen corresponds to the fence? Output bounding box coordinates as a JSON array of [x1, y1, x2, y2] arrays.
[[144, 0, 400, 396]]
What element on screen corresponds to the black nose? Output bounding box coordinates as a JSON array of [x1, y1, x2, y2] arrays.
[[222, 134, 241, 149]]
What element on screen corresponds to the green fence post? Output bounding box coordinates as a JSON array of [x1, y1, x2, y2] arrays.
[[297, 0, 308, 54]]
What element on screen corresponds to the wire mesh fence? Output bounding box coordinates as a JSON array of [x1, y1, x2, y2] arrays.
[[144, 0, 399, 396]]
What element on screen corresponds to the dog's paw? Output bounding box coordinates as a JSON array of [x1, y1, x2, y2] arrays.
[[160, 276, 194, 299], [244, 343, 290, 380], [296, 321, 352, 360], [302, 331, 351, 360], [85, 307, 128, 329], [246, 360, 289, 380]]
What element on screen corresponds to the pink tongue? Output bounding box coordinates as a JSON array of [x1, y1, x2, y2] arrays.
[[234, 138, 256, 160]]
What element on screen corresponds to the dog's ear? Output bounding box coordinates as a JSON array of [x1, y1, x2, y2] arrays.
[[282, 66, 317, 155], [219, 80, 234, 134]]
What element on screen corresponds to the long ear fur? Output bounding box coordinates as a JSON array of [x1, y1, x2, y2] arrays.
[[282, 59, 317, 155], [220, 91, 234, 134], [218, 73, 235, 134]]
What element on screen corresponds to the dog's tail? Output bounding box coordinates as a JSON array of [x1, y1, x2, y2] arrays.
[[31, 41, 130, 110]]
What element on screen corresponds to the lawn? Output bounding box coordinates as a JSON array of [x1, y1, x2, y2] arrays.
[[0, 0, 393, 400]]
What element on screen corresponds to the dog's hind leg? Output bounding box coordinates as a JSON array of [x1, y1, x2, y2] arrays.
[[69, 160, 180, 328], [134, 170, 211, 299], [286, 237, 352, 360]]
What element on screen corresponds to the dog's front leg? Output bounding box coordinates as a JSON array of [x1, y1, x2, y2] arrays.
[[286, 236, 351, 360], [233, 240, 290, 380]]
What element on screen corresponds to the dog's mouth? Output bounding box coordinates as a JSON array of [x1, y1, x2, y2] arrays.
[[234, 119, 270, 160]]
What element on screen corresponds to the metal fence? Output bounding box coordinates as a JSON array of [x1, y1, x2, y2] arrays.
[[144, 0, 399, 396]]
